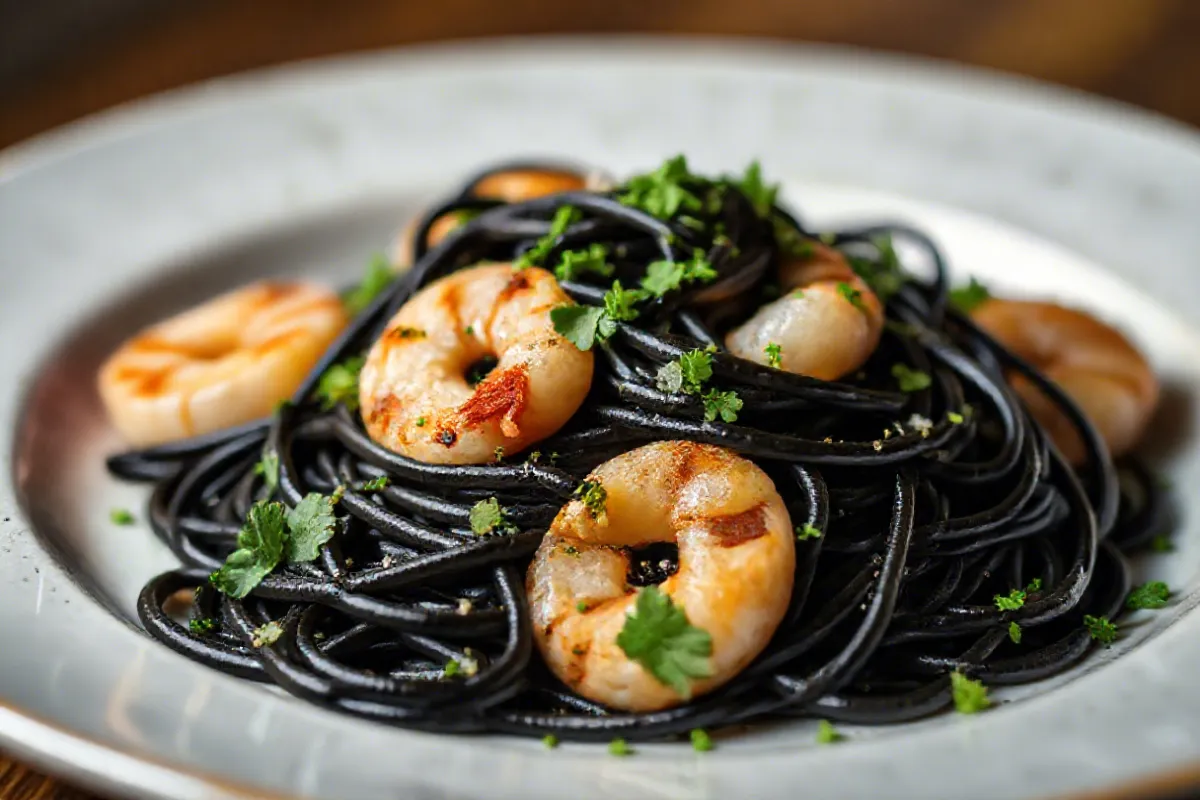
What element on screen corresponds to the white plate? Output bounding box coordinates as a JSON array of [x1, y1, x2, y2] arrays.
[[2, 38, 1200, 800]]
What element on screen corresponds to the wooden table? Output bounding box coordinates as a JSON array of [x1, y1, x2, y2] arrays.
[[2, 0, 1198, 796]]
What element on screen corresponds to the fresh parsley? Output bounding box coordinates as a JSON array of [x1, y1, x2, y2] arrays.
[[574, 479, 607, 520], [1026, 577, 1043, 593], [815, 719, 844, 744], [891, 363, 932, 393], [950, 671, 991, 714], [469, 497, 514, 535], [603, 280, 643, 322], [764, 342, 782, 369], [517, 205, 580, 268], [730, 160, 778, 218], [608, 738, 632, 757], [836, 281, 867, 312], [316, 356, 365, 411], [690, 728, 714, 752], [640, 252, 717, 297], [554, 243, 614, 282], [702, 389, 743, 423], [775, 223, 815, 259], [615, 586, 713, 698], [847, 235, 905, 301], [550, 281, 644, 352], [343, 254, 394, 315], [653, 348, 740, 422], [361, 475, 389, 492], [1150, 534, 1175, 553], [1084, 614, 1118, 645], [542, 734, 559, 749], [255, 448, 280, 496], [1008, 621, 1022, 644], [189, 617, 217, 635], [209, 501, 288, 599], [109, 508, 135, 525], [947, 411, 965, 425], [949, 277, 991, 313], [618, 155, 702, 219], [443, 659, 461, 678], [796, 523, 822, 541], [1126, 581, 1170, 610], [285, 493, 338, 563], [994, 587, 1027, 612], [251, 620, 284, 648]]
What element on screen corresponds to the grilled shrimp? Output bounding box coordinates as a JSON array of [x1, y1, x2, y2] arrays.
[[98, 282, 348, 446], [725, 242, 884, 380], [972, 298, 1159, 465], [391, 167, 607, 269], [527, 441, 795, 712], [359, 263, 593, 464]]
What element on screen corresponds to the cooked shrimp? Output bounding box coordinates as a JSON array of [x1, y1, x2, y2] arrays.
[[99, 282, 348, 447], [526, 441, 795, 712], [725, 242, 884, 380], [391, 167, 610, 269], [972, 298, 1158, 465], [359, 263, 593, 464]]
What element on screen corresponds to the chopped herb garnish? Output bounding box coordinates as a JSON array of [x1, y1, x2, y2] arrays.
[[574, 479, 608, 520], [949, 277, 991, 313], [994, 588, 1027, 611], [891, 363, 932, 393], [1150, 535, 1175, 553], [550, 305, 608, 351], [603, 280, 643, 322], [836, 281, 867, 312], [950, 671, 991, 714], [316, 356, 365, 412], [608, 738, 632, 757], [846, 235, 906, 301], [796, 523, 822, 541], [415, 416, 426, 427], [815, 719, 844, 744], [655, 360, 685, 394], [517, 205, 580, 268], [776, 223, 815, 259], [702, 389, 742, 423], [1008, 621, 1022, 644], [109, 508, 134, 525], [284, 493, 338, 563], [251, 620, 284, 648], [542, 734, 559, 749], [1026, 577, 1044, 593], [189, 617, 217, 635], [690, 728, 714, 752], [555, 243, 614, 283], [469, 497, 513, 535], [1084, 614, 1118, 645], [618, 155, 702, 219], [678, 349, 714, 393], [1126, 580, 1170, 610], [255, 448, 280, 496], [730, 160, 778, 218], [764, 342, 782, 369], [343, 254, 394, 315], [576, 601, 589, 613], [444, 659, 461, 678], [361, 475, 389, 492], [947, 411, 965, 424], [209, 501, 287, 598], [616, 585, 713, 698]]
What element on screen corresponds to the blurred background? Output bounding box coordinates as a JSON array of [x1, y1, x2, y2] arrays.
[[3, 0, 1200, 150]]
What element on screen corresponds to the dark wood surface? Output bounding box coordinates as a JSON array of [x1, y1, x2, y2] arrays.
[[3, 0, 1199, 796]]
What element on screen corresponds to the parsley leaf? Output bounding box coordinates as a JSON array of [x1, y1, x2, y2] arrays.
[[949, 277, 991, 313], [574, 479, 608, 520], [847, 235, 906, 301], [950, 671, 991, 714], [641, 260, 686, 296], [1150, 534, 1175, 553], [542, 734, 559, 749], [550, 305, 606, 351], [251, 620, 284, 648], [703, 388, 742, 423], [255, 448, 280, 496], [608, 738, 632, 757], [603, 280, 643, 322], [655, 360, 685, 394], [343, 255, 394, 315], [678, 349, 714, 393], [731, 160, 778, 218], [1026, 577, 1044, 593], [554, 243, 613, 282], [947, 411, 965, 425], [618, 155, 702, 219], [836, 281, 867, 312], [109, 508, 135, 525], [1084, 614, 1118, 645], [517, 205, 580, 268], [316, 356, 365, 411], [1008, 621, 1022, 644], [815, 719, 844, 744], [210, 501, 287, 598], [189, 617, 217, 635], [690, 728, 714, 752], [615, 586, 713, 698], [764, 342, 782, 369], [775, 222, 815, 260], [361, 475, 389, 492], [891, 363, 932, 393], [285, 493, 338, 563], [469, 497, 514, 535], [796, 523, 822, 540], [1126, 580, 1170, 610], [994, 588, 1026, 611]]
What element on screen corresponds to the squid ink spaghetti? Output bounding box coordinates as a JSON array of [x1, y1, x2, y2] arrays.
[[110, 157, 1173, 743]]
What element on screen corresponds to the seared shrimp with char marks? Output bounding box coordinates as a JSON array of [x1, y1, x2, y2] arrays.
[[726, 242, 884, 380], [99, 282, 348, 446], [527, 441, 795, 712], [972, 298, 1159, 465], [359, 263, 593, 464]]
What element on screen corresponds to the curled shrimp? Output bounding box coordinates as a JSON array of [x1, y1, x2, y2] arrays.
[[98, 282, 348, 446], [725, 243, 884, 380], [358, 263, 593, 464], [972, 298, 1159, 465], [391, 167, 611, 269], [526, 441, 795, 712]]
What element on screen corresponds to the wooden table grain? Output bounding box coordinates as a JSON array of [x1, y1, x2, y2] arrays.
[[2, 0, 1198, 796]]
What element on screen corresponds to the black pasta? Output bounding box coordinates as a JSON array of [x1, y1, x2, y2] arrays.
[[119, 159, 1169, 742]]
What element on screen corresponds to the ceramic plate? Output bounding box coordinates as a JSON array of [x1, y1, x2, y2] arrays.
[[2, 38, 1200, 800]]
